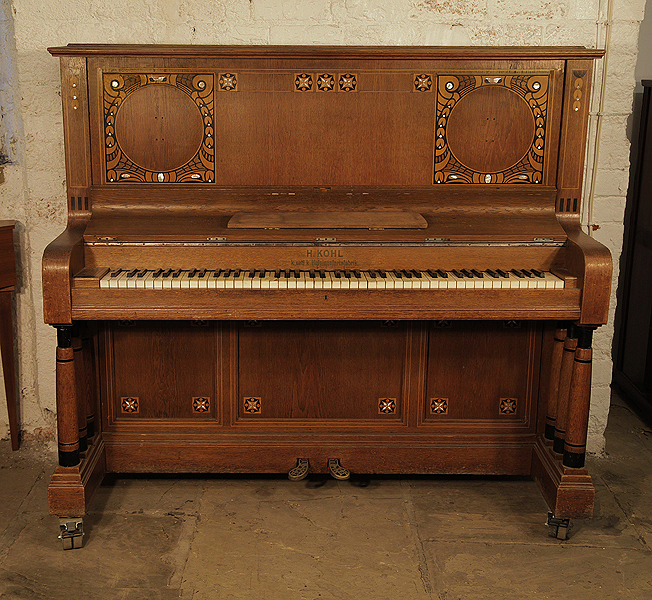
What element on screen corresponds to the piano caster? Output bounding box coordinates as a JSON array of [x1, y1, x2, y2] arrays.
[[288, 458, 310, 481], [546, 512, 571, 540], [328, 458, 351, 481], [58, 517, 84, 550]]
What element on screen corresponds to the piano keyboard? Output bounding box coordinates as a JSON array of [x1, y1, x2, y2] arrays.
[[99, 268, 564, 290]]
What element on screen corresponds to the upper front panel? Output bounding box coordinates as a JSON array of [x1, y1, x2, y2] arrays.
[[87, 56, 565, 187]]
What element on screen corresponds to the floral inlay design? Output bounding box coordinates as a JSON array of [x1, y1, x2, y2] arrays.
[[121, 397, 139, 413], [295, 73, 313, 91], [339, 73, 357, 91], [378, 398, 397, 414], [430, 398, 448, 414], [219, 73, 237, 91], [317, 73, 335, 91], [414, 74, 433, 92], [499, 398, 518, 415], [244, 397, 262, 414], [192, 397, 210, 413]]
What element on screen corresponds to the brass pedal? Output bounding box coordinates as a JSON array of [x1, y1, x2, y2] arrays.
[[288, 458, 310, 481], [327, 458, 350, 481]]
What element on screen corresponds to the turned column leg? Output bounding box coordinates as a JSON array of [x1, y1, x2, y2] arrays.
[[553, 324, 578, 455], [72, 326, 88, 453], [563, 326, 596, 469], [544, 322, 567, 442], [56, 326, 80, 467]]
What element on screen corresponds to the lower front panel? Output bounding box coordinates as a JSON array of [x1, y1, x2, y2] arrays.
[[98, 319, 543, 475]]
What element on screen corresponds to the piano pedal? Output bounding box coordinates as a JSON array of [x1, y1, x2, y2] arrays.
[[288, 458, 310, 481], [546, 512, 571, 540], [327, 458, 351, 481]]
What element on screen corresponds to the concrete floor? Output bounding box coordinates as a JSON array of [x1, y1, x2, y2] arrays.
[[0, 394, 650, 599]]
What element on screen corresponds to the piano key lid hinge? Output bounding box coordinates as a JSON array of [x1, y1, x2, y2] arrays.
[[207, 236, 227, 241]]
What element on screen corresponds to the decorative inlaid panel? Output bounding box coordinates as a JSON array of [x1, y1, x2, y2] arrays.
[[435, 74, 549, 184], [103, 73, 215, 183]]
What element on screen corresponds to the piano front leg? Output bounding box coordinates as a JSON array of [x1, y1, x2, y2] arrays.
[[55, 326, 80, 467], [563, 326, 595, 469], [48, 324, 106, 547]]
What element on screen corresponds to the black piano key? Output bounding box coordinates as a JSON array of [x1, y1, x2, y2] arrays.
[[510, 269, 524, 278], [137, 269, 147, 278], [110, 268, 122, 278], [402, 270, 413, 278], [451, 269, 463, 278], [162, 269, 172, 278], [461, 269, 473, 278], [197, 270, 206, 278], [427, 269, 438, 278], [531, 268, 545, 278], [152, 268, 163, 278], [212, 269, 221, 278], [188, 269, 197, 278], [436, 269, 448, 278], [233, 269, 241, 277], [126, 269, 137, 278], [172, 269, 181, 278], [258, 270, 265, 278], [334, 270, 342, 279], [274, 269, 281, 278], [393, 269, 403, 278], [471, 269, 484, 278], [485, 269, 498, 278], [378, 270, 387, 278], [247, 269, 256, 278], [411, 270, 423, 278], [496, 269, 509, 278], [353, 270, 362, 278], [344, 270, 352, 279], [319, 269, 326, 279], [521, 269, 533, 278], [368, 270, 378, 279]]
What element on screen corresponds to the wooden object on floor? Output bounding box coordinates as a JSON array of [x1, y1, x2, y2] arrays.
[[42, 45, 612, 529], [0, 220, 18, 451]]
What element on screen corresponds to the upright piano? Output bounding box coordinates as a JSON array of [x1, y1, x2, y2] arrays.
[[44, 45, 611, 547]]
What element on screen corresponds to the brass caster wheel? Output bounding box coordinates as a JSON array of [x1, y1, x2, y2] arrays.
[[59, 517, 84, 550], [288, 458, 310, 481], [328, 458, 350, 481], [546, 512, 571, 540]]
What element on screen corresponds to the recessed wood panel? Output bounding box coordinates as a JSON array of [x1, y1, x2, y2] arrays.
[[115, 84, 204, 172], [108, 321, 217, 420], [424, 321, 538, 422], [447, 86, 534, 173], [236, 321, 409, 421]]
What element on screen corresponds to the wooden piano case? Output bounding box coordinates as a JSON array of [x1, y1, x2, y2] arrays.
[[43, 46, 611, 541]]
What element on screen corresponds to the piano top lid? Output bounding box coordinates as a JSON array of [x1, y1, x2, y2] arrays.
[[47, 44, 605, 60]]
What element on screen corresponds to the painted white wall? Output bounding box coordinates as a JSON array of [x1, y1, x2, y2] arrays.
[[0, 0, 647, 453]]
